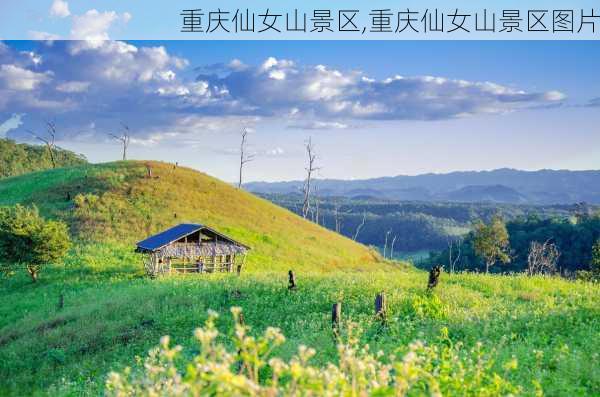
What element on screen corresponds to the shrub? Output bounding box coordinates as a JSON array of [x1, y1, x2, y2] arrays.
[[106, 308, 521, 396], [0, 204, 70, 282]]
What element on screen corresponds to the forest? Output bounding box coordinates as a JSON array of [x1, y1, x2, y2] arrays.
[[428, 213, 600, 275], [260, 194, 589, 245], [0, 138, 87, 179]]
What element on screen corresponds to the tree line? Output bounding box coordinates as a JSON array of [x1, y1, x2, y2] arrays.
[[428, 213, 600, 279]]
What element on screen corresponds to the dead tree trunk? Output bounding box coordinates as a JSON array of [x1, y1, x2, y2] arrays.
[[238, 127, 255, 188], [27, 121, 58, 169], [302, 137, 319, 219], [109, 123, 131, 161], [390, 235, 398, 259], [353, 211, 367, 241], [383, 230, 391, 259]]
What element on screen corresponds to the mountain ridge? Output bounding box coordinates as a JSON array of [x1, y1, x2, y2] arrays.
[[244, 168, 600, 205]]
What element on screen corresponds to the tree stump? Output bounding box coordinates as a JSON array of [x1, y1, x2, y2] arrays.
[[428, 265, 442, 291], [288, 270, 297, 290]]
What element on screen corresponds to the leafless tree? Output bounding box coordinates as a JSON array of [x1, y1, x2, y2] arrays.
[[27, 121, 58, 168], [390, 234, 398, 259], [383, 229, 392, 259], [527, 240, 560, 276], [447, 235, 463, 273], [108, 123, 131, 161], [238, 127, 255, 188], [353, 211, 367, 241], [313, 183, 321, 225], [333, 200, 343, 233], [301, 137, 319, 219]]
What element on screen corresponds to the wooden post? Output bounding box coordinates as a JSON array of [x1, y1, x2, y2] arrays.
[[375, 292, 387, 323], [427, 266, 442, 291], [57, 294, 64, 311], [288, 270, 297, 290], [332, 302, 341, 340]]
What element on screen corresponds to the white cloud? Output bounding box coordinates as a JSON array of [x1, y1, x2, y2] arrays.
[[202, 57, 566, 120], [0, 113, 25, 137], [265, 147, 285, 156], [0, 42, 568, 144], [70, 9, 131, 41], [0, 64, 52, 91], [28, 31, 61, 41], [288, 121, 349, 130], [56, 81, 90, 93], [50, 0, 70, 18]]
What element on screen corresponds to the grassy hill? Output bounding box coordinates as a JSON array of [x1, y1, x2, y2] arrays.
[[0, 161, 381, 272], [0, 161, 598, 396], [0, 138, 87, 179]]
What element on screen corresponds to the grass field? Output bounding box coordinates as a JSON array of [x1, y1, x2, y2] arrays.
[[1, 247, 598, 395], [1, 162, 599, 395]]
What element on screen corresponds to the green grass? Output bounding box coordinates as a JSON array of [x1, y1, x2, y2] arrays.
[[1, 162, 599, 395], [0, 161, 382, 272], [0, 245, 598, 395]]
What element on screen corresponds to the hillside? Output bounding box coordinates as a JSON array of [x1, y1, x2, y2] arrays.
[[0, 161, 380, 272], [245, 168, 600, 204], [0, 138, 87, 178], [0, 162, 599, 396]]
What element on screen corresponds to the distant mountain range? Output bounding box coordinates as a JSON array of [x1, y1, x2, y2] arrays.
[[244, 169, 600, 205]]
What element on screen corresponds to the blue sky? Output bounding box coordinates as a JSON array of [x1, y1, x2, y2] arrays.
[[1, 0, 600, 183], [1, 39, 599, 183]]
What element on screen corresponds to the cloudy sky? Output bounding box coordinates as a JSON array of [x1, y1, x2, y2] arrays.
[[0, 3, 599, 182]]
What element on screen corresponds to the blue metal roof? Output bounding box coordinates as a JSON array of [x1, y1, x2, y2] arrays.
[[136, 223, 203, 251]]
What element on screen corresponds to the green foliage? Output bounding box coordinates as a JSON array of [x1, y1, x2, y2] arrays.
[[0, 138, 87, 179], [106, 309, 520, 396], [261, 193, 582, 253], [0, 161, 382, 273], [0, 204, 70, 282], [431, 215, 600, 274], [591, 239, 600, 274], [1, 249, 598, 396], [473, 216, 511, 273], [403, 292, 448, 320]]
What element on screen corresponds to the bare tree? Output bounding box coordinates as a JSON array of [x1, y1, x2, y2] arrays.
[[27, 121, 58, 168], [313, 183, 321, 225], [238, 127, 255, 188], [333, 200, 343, 233], [352, 211, 367, 241], [383, 229, 392, 259], [109, 123, 131, 161], [301, 137, 319, 219], [527, 240, 560, 276], [390, 234, 398, 259], [447, 236, 463, 273]]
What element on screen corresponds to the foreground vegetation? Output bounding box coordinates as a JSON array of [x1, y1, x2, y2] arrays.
[[1, 244, 598, 395]]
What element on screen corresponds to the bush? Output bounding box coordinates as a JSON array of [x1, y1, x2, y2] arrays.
[[0, 204, 70, 282], [106, 308, 521, 396]]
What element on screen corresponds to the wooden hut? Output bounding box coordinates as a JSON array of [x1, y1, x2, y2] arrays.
[[136, 223, 250, 276]]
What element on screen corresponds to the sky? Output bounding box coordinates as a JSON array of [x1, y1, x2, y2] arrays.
[[0, 4, 599, 183]]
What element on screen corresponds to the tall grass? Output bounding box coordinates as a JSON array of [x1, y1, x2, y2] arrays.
[[1, 243, 598, 395]]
